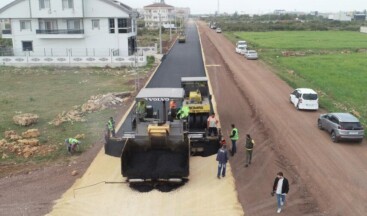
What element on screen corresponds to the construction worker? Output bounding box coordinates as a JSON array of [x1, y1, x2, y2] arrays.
[[207, 113, 219, 136], [216, 143, 229, 179], [229, 124, 239, 156], [169, 99, 177, 119], [65, 138, 81, 154], [136, 100, 147, 120], [177, 105, 190, 119], [107, 117, 116, 138], [245, 134, 255, 167]]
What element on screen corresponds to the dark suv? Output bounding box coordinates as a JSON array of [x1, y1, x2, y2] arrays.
[[318, 113, 364, 143]]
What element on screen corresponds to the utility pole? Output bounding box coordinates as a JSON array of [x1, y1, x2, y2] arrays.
[[159, 13, 162, 54], [217, 0, 220, 15], [169, 13, 172, 41]]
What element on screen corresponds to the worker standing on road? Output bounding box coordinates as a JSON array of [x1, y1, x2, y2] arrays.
[[216, 144, 229, 179], [207, 113, 219, 136], [245, 134, 255, 167], [229, 124, 239, 156], [271, 172, 290, 214], [65, 138, 81, 154], [107, 117, 116, 138]]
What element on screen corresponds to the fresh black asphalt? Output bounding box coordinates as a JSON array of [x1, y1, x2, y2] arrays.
[[119, 22, 206, 134]]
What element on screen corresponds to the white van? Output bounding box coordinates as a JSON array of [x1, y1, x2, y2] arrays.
[[289, 88, 319, 110], [235, 41, 247, 54]]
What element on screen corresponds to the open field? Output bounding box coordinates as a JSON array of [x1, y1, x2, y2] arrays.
[[0, 67, 144, 164], [225, 31, 367, 127], [226, 31, 367, 50]]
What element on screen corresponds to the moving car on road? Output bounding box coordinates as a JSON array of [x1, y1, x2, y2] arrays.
[[289, 88, 319, 110], [244, 50, 258, 60], [178, 32, 186, 43], [216, 28, 222, 33], [318, 113, 364, 143]]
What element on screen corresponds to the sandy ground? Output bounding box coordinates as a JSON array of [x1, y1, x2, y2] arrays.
[[198, 21, 367, 216], [49, 151, 243, 216]]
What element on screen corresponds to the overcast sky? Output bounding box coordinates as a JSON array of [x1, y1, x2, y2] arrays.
[[0, 0, 366, 14]]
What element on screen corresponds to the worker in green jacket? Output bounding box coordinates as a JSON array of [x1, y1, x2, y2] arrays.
[[229, 124, 239, 156], [65, 138, 81, 154], [107, 117, 116, 137], [177, 105, 190, 119]]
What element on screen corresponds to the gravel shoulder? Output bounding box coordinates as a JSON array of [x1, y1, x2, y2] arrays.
[[198, 21, 367, 216]]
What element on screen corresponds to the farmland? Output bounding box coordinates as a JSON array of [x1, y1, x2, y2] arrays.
[[225, 31, 367, 126]]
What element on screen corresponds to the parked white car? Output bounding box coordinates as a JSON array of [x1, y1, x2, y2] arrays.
[[216, 28, 222, 33], [289, 88, 319, 110], [235, 46, 247, 54], [244, 50, 258, 60], [235, 41, 247, 54]]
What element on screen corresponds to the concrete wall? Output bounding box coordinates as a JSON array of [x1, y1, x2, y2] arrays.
[[0, 0, 30, 19], [361, 26, 367, 34], [30, 0, 84, 18]]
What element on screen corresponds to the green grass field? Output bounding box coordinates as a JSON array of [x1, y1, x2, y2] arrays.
[[225, 31, 367, 126], [226, 31, 367, 50], [0, 67, 143, 163]]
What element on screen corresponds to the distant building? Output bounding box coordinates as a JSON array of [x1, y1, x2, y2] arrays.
[[143, 0, 174, 29], [0, 0, 138, 56], [354, 13, 366, 21], [361, 26, 367, 33], [328, 12, 352, 21], [310, 11, 319, 16], [273, 10, 286, 15]]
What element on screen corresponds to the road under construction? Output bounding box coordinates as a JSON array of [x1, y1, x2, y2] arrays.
[[49, 21, 244, 215]]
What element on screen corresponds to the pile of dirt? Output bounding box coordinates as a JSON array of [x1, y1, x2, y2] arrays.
[[50, 92, 131, 126], [13, 113, 39, 126], [1, 129, 56, 159]]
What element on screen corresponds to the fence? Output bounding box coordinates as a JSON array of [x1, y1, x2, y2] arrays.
[[0, 46, 157, 67], [0, 55, 147, 68]]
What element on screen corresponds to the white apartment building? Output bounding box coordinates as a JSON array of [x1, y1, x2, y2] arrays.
[[0, 0, 138, 57], [143, 0, 174, 29]]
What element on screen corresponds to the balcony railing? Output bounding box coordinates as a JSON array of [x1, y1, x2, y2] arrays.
[[2, 29, 12, 34], [36, 29, 84, 34]]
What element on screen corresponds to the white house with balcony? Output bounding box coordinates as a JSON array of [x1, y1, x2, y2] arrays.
[[0, 0, 138, 57], [143, 0, 174, 29]]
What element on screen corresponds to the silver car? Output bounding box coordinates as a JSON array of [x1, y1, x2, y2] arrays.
[[244, 50, 258, 60], [318, 113, 364, 143]]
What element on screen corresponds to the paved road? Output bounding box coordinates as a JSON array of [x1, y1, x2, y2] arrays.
[[199, 22, 367, 215], [119, 22, 205, 133]]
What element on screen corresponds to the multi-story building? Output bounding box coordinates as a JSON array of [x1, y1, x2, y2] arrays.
[[0, 0, 138, 56], [143, 0, 174, 29]]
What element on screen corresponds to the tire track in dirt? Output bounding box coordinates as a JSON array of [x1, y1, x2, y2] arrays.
[[198, 23, 323, 216]]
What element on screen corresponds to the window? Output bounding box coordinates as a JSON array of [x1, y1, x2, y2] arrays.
[[117, 18, 131, 33], [39, 0, 50, 9], [67, 19, 81, 30], [20, 20, 32, 31], [62, 0, 74, 9], [109, 18, 115, 33], [22, 41, 33, 51], [92, 20, 100, 30], [39, 19, 58, 30], [302, 93, 318, 100]]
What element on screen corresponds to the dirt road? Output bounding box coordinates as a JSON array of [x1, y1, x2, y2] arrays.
[[198, 22, 367, 215]]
